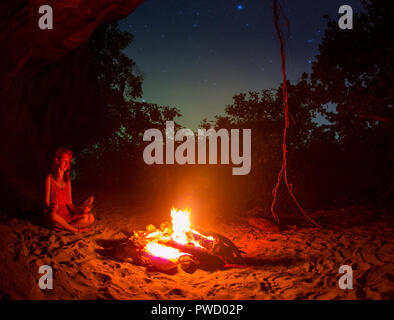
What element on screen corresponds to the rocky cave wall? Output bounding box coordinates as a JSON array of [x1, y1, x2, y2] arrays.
[[0, 0, 144, 210]]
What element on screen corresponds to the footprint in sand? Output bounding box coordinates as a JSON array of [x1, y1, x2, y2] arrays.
[[13, 240, 28, 262], [94, 272, 112, 284], [259, 280, 273, 293], [117, 268, 132, 278], [168, 288, 185, 297], [78, 242, 89, 249]]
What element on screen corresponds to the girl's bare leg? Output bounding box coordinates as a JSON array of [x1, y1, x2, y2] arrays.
[[68, 196, 94, 215], [50, 210, 79, 232], [69, 213, 95, 230]]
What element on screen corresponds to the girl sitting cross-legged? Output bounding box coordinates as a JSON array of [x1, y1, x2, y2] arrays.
[[45, 147, 94, 232]]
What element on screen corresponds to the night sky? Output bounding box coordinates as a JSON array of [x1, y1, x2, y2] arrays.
[[119, 0, 364, 130]]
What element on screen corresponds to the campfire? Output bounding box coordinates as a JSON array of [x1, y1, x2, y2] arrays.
[[115, 208, 245, 273]]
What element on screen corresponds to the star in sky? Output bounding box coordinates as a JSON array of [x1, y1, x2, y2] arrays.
[[118, 0, 364, 130]]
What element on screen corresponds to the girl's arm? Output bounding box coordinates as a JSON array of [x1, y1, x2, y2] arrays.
[[67, 181, 91, 215], [67, 181, 80, 214]]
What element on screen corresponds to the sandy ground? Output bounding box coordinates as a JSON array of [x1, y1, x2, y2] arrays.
[[0, 194, 393, 300]]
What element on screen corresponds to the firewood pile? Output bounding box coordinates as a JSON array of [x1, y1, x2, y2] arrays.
[[114, 208, 245, 273]]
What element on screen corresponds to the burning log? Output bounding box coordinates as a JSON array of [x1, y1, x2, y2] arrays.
[[139, 243, 181, 272], [179, 255, 198, 273], [158, 238, 226, 270], [192, 227, 245, 265], [114, 208, 245, 273]]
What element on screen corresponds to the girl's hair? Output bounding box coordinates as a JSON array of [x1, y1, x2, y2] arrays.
[[52, 147, 72, 183]]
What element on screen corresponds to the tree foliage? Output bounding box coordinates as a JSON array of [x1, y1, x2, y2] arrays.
[[205, 0, 393, 210], [74, 23, 181, 186], [311, 0, 393, 201]]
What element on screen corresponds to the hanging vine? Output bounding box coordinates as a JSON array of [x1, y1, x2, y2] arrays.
[[270, 0, 321, 228]]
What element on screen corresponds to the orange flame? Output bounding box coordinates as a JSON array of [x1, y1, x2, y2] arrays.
[[170, 207, 191, 244], [144, 207, 214, 260]]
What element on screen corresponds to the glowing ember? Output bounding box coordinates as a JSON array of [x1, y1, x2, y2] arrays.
[[192, 229, 214, 241], [145, 242, 188, 261]]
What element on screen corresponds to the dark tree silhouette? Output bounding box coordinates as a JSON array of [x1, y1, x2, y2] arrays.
[[312, 0, 393, 133], [311, 0, 393, 204], [207, 74, 329, 214]]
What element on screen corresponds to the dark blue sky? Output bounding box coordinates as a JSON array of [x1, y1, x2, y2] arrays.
[[119, 0, 364, 130]]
